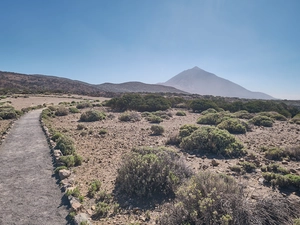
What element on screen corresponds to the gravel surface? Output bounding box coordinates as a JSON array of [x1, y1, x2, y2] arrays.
[[0, 109, 69, 225]]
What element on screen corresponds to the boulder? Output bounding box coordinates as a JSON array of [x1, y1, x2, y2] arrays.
[[58, 169, 71, 180], [74, 213, 92, 225]]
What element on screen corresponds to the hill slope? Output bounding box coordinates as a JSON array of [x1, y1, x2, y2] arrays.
[[96, 82, 186, 94], [163, 67, 274, 99]]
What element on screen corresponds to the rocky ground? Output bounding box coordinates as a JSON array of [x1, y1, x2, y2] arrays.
[[46, 104, 300, 225]]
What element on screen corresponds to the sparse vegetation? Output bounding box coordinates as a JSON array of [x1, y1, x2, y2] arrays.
[[76, 101, 92, 109], [175, 111, 186, 116], [69, 107, 80, 113], [88, 180, 101, 198], [55, 106, 69, 116]]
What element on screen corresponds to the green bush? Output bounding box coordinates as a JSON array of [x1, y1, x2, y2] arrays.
[[239, 162, 256, 173], [55, 106, 69, 116], [180, 126, 245, 157], [197, 111, 233, 125], [65, 187, 81, 198], [59, 155, 75, 167], [159, 172, 250, 225], [115, 146, 191, 199], [258, 111, 287, 121], [54, 166, 68, 174], [264, 147, 285, 160], [69, 107, 80, 113], [80, 110, 106, 122], [118, 111, 141, 122], [150, 125, 164, 135], [250, 115, 274, 127], [94, 201, 110, 218], [55, 135, 75, 155], [217, 118, 249, 134], [178, 124, 199, 140], [88, 180, 101, 198], [77, 124, 86, 130], [74, 153, 83, 166], [263, 173, 300, 189], [201, 108, 218, 115], [51, 132, 63, 142], [147, 115, 163, 123], [99, 128, 108, 135], [292, 113, 300, 124], [233, 110, 253, 119], [76, 101, 92, 109], [0, 106, 18, 120], [175, 111, 186, 116], [189, 99, 219, 113]]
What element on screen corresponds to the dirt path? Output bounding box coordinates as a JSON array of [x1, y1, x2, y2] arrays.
[[0, 109, 69, 225]]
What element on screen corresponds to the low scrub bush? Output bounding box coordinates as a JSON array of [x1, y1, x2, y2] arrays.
[[178, 124, 199, 140], [80, 110, 106, 122], [258, 111, 287, 121], [197, 111, 233, 125], [150, 125, 164, 135], [65, 187, 81, 198], [239, 161, 256, 173], [115, 146, 191, 199], [77, 124, 86, 130], [147, 115, 163, 123], [55, 135, 75, 155], [263, 147, 285, 160], [159, 172, 300, 225], [94, 201, 110, 218], [201, 108, 218, 115], [217, 118, 249, 134], [54, 166, 67, 174], [250, 115, 274, 127], [118, 111, 141, 122], [59, 155, 75, 167], [55, 106, 69, 116], [189, 99, 219, 112], [263, 172, 300, 189], [76, 101, 92, 109], [0, 106, 18, 120], [88, 180, 101, 198], [233, 110, 253, 119], [261, 164, 289, 175], [159, 172, 250, 225], [180, 126, 245, 157], [69, 107, 80, 113], [99, 128, 108, 135], [175, 111, 186, 116], [291, 113, 300, 124]]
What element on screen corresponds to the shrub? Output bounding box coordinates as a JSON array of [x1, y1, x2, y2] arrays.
[[284, 146, 300, 161], [77, 124, 86, 130], [80, 110, 106, 122], [94, 201, 110, 218], [166, 134, 180, 146], [59, 155, 75, 167], [69, 107, 80, 113], [233, 110, 253, 119], [150, 125, 164, 135], [55, 106, 69, 116], [264, 147, 285, 160], [159, 172, 250, 225], [88, 180, 101, 198], [217, 118, 249, 134], [175, 111, 186, 116], [118, 111, 141, 122], [239, 162, 256, 173], [74, 153, 83, 166], [258, 111, 287, 121], [147, 115, 163, 123], [292, 114, 300, 124], [99, 129, 108, 135], [76, 101, 92, 109], [51, 132, 63, 142], [263, 173, 300, 189], [250, 115, 274, 127], [54, 166, 68, 174], [189, 99, 219, 113], [178, 124, 199, 140], [197, 111, 233, 125], [201, 108, 218, 115], [115, 146, 191, 199], [180, 126, 245, 157], [0, 107, 18, 120], [48, 105, 57, 111], [55, 135, 75, 155], [65, 187, 81, 198]]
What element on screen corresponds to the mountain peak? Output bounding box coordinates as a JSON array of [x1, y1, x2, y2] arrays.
[[163, 68, 274, 100]]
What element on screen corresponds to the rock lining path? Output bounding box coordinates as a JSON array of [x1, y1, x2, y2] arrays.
[[0, 109, 68, 225]]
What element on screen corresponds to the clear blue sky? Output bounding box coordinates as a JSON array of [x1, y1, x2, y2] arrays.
[[0, 0, 299, 99]]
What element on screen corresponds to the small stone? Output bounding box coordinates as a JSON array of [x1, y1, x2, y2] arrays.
[[290, 168, 297, 174], [282, 160, 289, 165], [211, 159, 219, 167], [91, 205, 96, 211], [58, 169, 71, 180], [239, 158, 245, 162]]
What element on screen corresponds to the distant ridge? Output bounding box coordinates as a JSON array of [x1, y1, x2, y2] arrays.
[[96, 82, 186, 94], [0, 71, 185, 95], [163, 67, 274, 99]]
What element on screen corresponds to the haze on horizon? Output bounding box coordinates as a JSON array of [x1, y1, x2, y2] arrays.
[[0, 0, 299, 100]]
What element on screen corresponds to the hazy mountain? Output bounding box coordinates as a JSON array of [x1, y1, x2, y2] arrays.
[[96, 82, 186, 94], [163, 67, 274, 99]]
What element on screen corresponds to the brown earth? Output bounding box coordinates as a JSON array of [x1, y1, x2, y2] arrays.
[[46, 105, 300, 225]]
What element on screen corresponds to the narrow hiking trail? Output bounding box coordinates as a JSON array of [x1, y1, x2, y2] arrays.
[[0, 109, 68, 225]]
